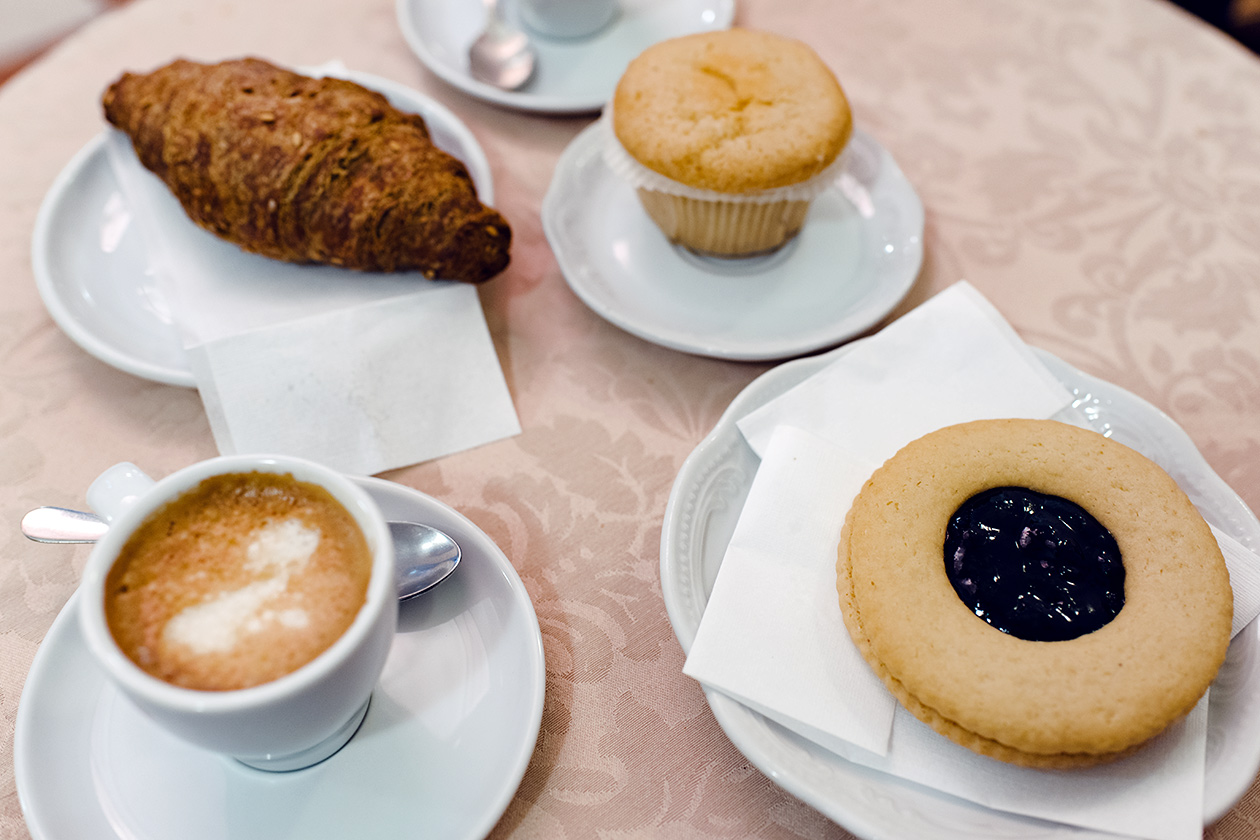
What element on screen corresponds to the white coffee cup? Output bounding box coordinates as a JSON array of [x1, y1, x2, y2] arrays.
[[518, 0, 618, 40], [78, 454, 397, 772]]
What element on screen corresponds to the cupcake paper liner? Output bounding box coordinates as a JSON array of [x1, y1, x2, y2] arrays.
[[634, 191, 812, 257]]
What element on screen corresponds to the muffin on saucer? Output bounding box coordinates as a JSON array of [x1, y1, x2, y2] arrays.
[[608, 28, 852, 258]]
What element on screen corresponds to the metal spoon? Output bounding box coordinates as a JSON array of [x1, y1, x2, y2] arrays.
[[388, 520, 461, 601], [468, 0, 537, 91], [21, 506, 460, 602]]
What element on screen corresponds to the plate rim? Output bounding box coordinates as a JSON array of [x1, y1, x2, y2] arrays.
[[543, 123, 925, 362], [31, 132, 193, 387], [30, 66, 496, 389], [14, 476, 545, 840], [394, 0, 736, 114], [659, 340, 1260, 836], [355, 474, 546, 839]]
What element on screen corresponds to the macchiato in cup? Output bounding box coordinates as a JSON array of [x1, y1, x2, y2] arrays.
[[78, 455, 397, 772], [104, 471, 374, 692]]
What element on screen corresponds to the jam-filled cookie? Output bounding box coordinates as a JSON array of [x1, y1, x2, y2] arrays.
[[836, 418, 1232, 768]]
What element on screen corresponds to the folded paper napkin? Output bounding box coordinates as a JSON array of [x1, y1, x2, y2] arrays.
[[104, 80, 519, 475], [683, 282, 1260, 840]]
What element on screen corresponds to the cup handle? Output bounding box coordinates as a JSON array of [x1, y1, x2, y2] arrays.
[[87, 463, 156, 524]]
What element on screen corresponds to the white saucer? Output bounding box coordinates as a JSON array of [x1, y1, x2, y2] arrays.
[[659, 342, 1260, 838], [15, 477, 545, 840], [396, 0, 734, 114], [542, 124, 924, 361], [31, 68, 495, 388]]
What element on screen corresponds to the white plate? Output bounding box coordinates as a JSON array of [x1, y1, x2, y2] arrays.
[[31, 68, 496, 388], [15, 477, 545, 840], [396, 0, 734, 114], [542, 123, 924, 361], [659, 343, 1260, 838]]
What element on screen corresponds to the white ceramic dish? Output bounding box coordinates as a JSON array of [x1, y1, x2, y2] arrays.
[[31, 68, 495, 388], [659, 342, 1260, 838], [15, 477, 545, 840], [542, 124, 924, 361], [396, 0, 734, 114]]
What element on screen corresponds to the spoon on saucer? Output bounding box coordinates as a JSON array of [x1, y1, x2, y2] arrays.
[[468, 0, 537, 90], [20, 506, 461, 602]]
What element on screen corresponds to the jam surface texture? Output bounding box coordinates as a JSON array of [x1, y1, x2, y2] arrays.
[[944, 486, 1124, 642]]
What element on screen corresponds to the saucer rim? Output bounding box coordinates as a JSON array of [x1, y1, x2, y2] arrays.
[[543, 122, 926, 362], [394, 0, 736, 114]]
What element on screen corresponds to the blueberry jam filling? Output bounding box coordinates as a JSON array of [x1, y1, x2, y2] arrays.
[[944, 487, 1124, 642]]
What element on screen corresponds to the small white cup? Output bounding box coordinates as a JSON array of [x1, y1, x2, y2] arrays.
[[78, 454, 397, 772], [518, 0, 618, 40]]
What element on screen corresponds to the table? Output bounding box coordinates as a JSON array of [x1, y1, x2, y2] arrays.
[[2, 0, 1259, 837]]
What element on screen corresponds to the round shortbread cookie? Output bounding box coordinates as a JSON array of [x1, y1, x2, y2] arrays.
[[836, 418, 1232, 767], [612, 28, 852, 193]]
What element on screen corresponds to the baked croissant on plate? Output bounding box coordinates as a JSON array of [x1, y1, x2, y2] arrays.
[[102, 57, 510, 282]]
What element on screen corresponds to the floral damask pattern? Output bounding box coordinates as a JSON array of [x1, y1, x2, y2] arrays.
[[796, 0, 1260, 515], [1, 0, 1259, 838]]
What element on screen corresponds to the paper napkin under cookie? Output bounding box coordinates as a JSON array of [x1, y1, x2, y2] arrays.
[[103, 80, 519, 476], [683, 282, 1260, 840]]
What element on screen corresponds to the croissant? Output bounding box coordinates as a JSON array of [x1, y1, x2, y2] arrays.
[[102, 57, 510, 282]]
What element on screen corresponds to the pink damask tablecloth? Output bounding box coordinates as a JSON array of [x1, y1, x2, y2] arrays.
[[2, 0, 1260, 837]]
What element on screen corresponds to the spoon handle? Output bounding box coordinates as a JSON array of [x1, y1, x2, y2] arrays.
[[21, 506, 110, 543]]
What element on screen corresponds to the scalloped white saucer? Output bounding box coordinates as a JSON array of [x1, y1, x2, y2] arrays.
[[542, 124, 924, 361], [396, 0, 734, 114], [15, 477, 545, 840], [659, 343, 1260, 838], [31, 68, 495, 388]]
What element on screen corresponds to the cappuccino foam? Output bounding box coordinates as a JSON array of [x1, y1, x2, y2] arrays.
[[105, 471, 373, 691]]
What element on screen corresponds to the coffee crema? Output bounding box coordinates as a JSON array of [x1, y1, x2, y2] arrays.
[[104, 471, 373, 691]]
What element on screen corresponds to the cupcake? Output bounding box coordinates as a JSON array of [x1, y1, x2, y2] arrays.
[[609, 28, 852, 258]]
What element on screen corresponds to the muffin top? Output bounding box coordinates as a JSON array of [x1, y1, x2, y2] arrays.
[[612, 29, 852, 194]]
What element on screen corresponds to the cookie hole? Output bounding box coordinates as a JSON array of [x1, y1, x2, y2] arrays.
[[943, 486, 1124, 642]]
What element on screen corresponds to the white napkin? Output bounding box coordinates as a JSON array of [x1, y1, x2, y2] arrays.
[[103, 73, 519, 475], [734, 282, 1073, 462], [683, 282, 1260, 840]]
